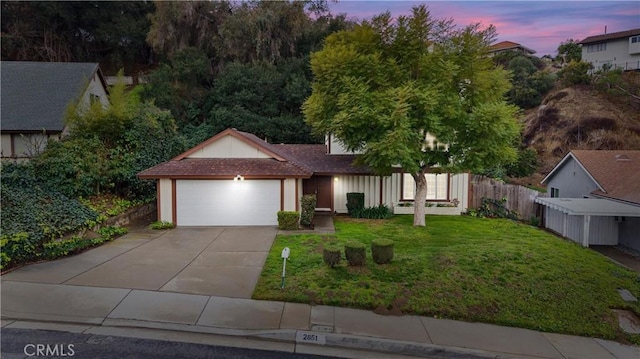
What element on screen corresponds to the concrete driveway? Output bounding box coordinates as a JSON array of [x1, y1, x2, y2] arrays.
[[2, 227, 277, 298]]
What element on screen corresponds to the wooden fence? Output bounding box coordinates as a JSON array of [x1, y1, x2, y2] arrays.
[[469, 175, 547, 220]]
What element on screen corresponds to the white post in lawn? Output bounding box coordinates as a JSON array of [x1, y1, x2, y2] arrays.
[[281, 247, 290, 289]]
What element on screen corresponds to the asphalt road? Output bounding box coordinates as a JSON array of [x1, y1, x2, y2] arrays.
[[1, 328, 338, 359]]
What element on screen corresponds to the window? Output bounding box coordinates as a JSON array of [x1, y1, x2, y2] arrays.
[[550, 187, 560, 198], [402, 173, 448, 201], [586, 43, 606, 53], [631, 36, 639, 44]]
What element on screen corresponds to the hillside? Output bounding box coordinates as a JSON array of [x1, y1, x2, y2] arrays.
[[518, 74, 640, 186]]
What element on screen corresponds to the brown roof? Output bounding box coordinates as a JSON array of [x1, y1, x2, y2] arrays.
[[579, 28, 640, 45], [138, 128, 377, 180], [137, 158, 311, 179], [276, 144, 373, 175], [488, 41, 536, 54], [572, 150, 640, 205]]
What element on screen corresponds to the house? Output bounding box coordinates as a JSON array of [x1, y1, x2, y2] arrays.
[[137, 128, 470, 226], [535, 150, 640, 250], [1, 61, 109, 159], [579, 28, 640, 71], [487, 41, 536, 56]]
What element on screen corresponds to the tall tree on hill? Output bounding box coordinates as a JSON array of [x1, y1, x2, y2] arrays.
[[557, 39, 582, 64], [1, 1, 154, 72], [303, 5, 520, 226]]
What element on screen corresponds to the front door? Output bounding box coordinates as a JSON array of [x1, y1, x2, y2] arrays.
[[303, 176, 332, 211]]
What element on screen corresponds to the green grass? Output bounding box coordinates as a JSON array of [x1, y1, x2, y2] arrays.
[[253, 215, 640, 344]]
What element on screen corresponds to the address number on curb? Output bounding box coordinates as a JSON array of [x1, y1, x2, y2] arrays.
[[296, 331, 326, 345]]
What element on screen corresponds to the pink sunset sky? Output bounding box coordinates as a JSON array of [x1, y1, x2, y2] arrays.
[[327, 1, 640, 56]]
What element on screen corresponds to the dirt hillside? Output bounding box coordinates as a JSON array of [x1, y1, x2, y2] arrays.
[[521, 78, 640, 179]]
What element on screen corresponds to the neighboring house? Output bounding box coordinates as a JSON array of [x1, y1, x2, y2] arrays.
[[487, 41, 536, 56], [579, 28, 640, 71], [138, 128, 470, 226], [535, 150, 640, 250], [1, 61, 109, 159]]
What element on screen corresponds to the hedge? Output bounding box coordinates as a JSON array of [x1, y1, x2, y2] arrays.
[[346, 193, 364, 215], [277, 211, 299, 230]]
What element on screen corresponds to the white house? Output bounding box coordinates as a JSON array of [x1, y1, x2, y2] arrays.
[[1, 61, 109, 159], [535, 150, 640, 249], [138, 128, 470, 226], [579, 28, 640, 71]]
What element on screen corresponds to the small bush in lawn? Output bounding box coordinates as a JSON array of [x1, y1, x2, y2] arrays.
[[149, 221, 175, 230], [371, 238, 394, 264], [351, 204, 392, 219], [277, 211, 299, 230], [346, 193, 365, 215], [300, 194, 316, 228], [345, 241, 366, 266], [323, 247, 341, 268]]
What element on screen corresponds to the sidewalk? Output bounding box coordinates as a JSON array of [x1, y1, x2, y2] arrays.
[[2, 280, 639, 359]]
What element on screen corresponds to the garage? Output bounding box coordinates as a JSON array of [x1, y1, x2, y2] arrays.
[[176, 179, 280, 226]]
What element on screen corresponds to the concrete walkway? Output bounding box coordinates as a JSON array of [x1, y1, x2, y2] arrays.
[[2, 223, 640, 358]]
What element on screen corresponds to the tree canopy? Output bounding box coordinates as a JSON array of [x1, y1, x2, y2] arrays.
[[557, 39, 582, 64], [303, 5, 520, 226]]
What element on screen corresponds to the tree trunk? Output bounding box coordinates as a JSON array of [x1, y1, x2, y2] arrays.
[[412, 171, 428, 226]]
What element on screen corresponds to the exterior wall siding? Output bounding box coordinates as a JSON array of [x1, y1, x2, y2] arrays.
[[582, 37, 640, 71], [546, 157, 599, 198], [332, 172, 469, 214], [187, 135, 271, 159], [1, 134, 11, 157], [283, 178, 297, 211], [619, 217, 640, 251], [159, 178, 173, 223], [589, 216, 619, 245]]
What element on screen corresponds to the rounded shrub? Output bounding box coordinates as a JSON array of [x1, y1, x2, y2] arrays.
[[322, 247, 341, 268], [345, 241, 366, 266], [371, 238, 394, 264]]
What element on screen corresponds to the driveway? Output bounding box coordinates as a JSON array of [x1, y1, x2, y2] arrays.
[[1, 227, 277, 298]]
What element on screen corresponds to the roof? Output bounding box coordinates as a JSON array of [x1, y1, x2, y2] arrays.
[[535, 197, 640, 217], [1, 61, 106, 132], [488, 41, 536, 54], [579, 28, 640, 45], [138, 128, 375, 179], [543, 150, 640, 205], [137, 158, 311, 179]]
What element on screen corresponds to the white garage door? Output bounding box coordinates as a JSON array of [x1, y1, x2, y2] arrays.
[[176, 180, 280, 226]]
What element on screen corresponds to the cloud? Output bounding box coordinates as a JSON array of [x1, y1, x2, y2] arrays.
[[329, 1, 640, 56]]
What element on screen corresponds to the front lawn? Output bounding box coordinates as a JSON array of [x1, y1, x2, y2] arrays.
[[253, 215, 640, 343]]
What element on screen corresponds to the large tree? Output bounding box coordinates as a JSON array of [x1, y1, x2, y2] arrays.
[[303, 5, 520, 226]]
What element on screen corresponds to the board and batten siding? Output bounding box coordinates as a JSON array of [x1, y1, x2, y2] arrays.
[[187, 135, 271, 159], [544, 207, 619, 246], [283, 178, 297, 212], [619, 217, 640, 251], [332, 172, 469, 214], [158, 178, 173, 223]]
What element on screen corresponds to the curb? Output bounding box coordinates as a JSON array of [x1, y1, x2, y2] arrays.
[[1, 315, 516, 359]]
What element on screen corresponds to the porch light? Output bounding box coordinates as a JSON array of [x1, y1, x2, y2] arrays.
[[234, 174, 244, 181]]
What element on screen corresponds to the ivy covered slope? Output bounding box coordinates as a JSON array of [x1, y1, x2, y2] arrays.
[[1, 77, 184, 271]]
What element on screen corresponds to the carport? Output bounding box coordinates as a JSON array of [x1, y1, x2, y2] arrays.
[[535, 197, 640, 247]]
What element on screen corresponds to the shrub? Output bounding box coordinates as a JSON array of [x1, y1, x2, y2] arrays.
[[42, 236, 91, 260], [322, 247, 341, 268], [149, 221, 175, 230], [345, 241, 366, 266], [346, 193, 365, 215], [559, 61, 592, 86], [277, 211, 299, 230], [351, 204, 392, 219], [371, 239, 394, 264], [300, 194, 316, 228], [0, 232, 33, 270], [97, 225, 128, 240]]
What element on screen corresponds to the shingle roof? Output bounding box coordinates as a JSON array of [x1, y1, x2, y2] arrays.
[[137, 158, 311, 179], [579, 28, 640, 45], [138, 128, 377, 179], [571, 150, 640, 205], [275, 144, 372, 175], [488, 41, 536, 54], [1, 61, 104, 132]]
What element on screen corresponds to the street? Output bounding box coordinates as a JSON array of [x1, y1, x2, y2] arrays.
[[1, 328, 339, 359]]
